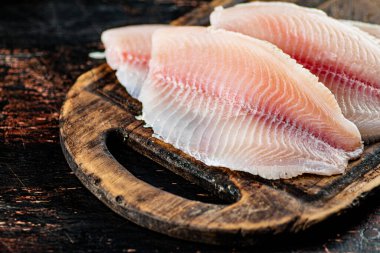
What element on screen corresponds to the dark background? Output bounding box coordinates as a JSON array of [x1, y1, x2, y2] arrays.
[[0, 0, 379, 252]]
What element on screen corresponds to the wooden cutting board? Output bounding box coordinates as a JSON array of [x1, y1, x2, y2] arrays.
[[59, 0, 380, 245]]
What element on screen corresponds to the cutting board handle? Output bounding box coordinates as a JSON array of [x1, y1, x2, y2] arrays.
[[58, 65, 235, 243], [64, 123, 230, 241]]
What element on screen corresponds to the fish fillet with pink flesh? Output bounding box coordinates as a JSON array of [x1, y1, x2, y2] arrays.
[[211, 2, 380, 142], [101, 25, 168, 98], [139, 26, 362, 179]]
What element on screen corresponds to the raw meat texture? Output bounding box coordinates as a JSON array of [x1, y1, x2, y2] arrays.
[[115, 64, 148, 98], [139, 26, 362, 179], [101, 25, 168, 98], [341, 20, 380, 39], [211, 2, 380, 142]]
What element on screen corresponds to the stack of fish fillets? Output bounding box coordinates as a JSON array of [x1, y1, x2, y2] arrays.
[[101, 2, 380, 180]]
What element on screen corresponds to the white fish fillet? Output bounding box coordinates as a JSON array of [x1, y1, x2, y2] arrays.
[[101, 25, 168, 98], [139, 26, 362, 179], [211, 2, 380, 142], [341, 20, 380, 39]]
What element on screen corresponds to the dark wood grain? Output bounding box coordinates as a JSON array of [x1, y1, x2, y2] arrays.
[[1, 0, 380, 252]]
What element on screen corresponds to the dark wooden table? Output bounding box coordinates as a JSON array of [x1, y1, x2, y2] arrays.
[[0, 0, 379, 252]]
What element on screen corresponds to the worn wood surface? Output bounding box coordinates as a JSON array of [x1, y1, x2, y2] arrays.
[[1, 0, 380, 252]]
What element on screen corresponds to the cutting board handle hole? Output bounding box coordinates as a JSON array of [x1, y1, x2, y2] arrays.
[[106, 130, 235, 205]]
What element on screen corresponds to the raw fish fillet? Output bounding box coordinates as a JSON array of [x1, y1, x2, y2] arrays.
[[211, 2, 380, 141], [139, 26, 362, 179], [341, 20, 380, 39], [101, 25, 168, 98]]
